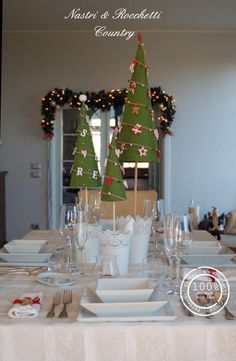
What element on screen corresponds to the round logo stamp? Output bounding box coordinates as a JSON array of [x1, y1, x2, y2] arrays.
[[180, 267, 230, 317]]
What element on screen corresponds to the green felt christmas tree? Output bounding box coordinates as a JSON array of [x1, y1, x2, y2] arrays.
[[117, 33, 160, 162], [70, 95, 101, 188], [101, 132, 127, 202]]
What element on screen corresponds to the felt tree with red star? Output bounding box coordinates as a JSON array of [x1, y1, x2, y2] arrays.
[[101, 132, 127, 202], [117, 33, 160, 162], [70, 95, 102, 188]]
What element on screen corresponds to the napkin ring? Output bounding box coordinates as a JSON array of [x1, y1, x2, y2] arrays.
[[13, 296, 41, 306]]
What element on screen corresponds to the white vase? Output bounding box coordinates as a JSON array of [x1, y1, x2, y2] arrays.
[[83, 224, 102, 263], [129, 217, 152, 264], [100, 230, 130, 275]]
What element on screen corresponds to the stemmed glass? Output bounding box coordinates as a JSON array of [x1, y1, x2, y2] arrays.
[[143, 199, 166, 280], [59, 204, 78, 273], [153, 199, 165, 255], [164, 214, 192, 294], [163, 213, 181, 294], [75, 210, 88, 276]]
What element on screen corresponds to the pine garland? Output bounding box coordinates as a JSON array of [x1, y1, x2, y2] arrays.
[[41, 87, 175, 139]]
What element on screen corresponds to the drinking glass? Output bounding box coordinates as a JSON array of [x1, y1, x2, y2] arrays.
[[59, 204, 78, 273], [153, 199, 165, 250], [163, 213, 180, 293], [146, 199, 165, 257], [75, 210, 88, 276], [47, 249, 65, 272], [175, 215, 192, 254], [94, 255, 120, 277], [88, 192, 105, 223]]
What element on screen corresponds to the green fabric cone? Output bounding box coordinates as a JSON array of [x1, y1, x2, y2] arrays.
[[117, 35, 160, 163], [101, 133, 127, 202], [70, 102, 101, 188]]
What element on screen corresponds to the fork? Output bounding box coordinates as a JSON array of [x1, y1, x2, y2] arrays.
[[46, 292, 61, 318], [58, 290, 72, 318]]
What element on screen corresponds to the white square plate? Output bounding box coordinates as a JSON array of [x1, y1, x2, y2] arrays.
[[96, 278, 153, 303], [181, 254, 235, 267], [78, 302, 176, 322], [4, 240, 47, 254], [0, 252, 51, 263]]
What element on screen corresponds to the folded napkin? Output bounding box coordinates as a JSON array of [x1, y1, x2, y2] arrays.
[[117, 216, 135, 235], [8, 293, 43, 319]]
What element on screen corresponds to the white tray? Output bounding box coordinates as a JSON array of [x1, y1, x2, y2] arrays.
[[77, 302, 176, 322]]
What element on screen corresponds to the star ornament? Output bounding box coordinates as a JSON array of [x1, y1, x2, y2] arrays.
[[131, 104, 140, 115], [131, 124, 142, 135], [138, 146, 148, 157]]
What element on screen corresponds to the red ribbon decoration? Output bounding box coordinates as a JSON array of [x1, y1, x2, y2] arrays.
[[13, 296, 41, 305]]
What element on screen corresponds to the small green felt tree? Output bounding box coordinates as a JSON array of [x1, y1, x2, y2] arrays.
[[70, 95, 101, 188], [117, 33, 160, 162], [101, 132, 127, 202]]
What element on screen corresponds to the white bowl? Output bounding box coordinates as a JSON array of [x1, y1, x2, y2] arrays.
[[188, 246, 222, 255], [181, 254, 235, 267], [96, 278, 154, 303], [81, 300, 167, 317], [4, 240, 47, 254], [192, 240, 221, 247]]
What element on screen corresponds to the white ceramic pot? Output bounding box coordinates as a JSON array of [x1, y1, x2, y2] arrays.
[[83, 224, 102, 263], [100, 230, 130, 275], [129, 217, 152, 264]]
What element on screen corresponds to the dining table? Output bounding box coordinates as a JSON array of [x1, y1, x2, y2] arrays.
[[0, 229, 236, 361]]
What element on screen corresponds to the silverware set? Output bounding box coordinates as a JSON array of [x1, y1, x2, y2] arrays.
[[0, 266, 47, 276], [46, 290, 72, 318]]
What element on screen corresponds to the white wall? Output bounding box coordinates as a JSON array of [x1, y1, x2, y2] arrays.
[[1, 32, 236, 240]]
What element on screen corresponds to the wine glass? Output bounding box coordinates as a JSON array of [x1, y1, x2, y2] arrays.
[[59, 204, 78, 273], [153, 199, 165, 252], [145, 199, 165, 257], [163, 213, 180, 293], [75, 210, 88, 276], [88, 192, 105, 223], [174, 215, 192, 254]]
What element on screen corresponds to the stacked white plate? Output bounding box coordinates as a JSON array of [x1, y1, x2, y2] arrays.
[[0, 240, 51, 265], [182, 243, 235, 267], [78, 278, 176, 322]]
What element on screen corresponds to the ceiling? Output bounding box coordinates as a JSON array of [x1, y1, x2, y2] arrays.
[[3, 0, 236, 32]]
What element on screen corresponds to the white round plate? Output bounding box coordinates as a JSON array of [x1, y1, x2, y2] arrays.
[[37, 272, 77, 287]]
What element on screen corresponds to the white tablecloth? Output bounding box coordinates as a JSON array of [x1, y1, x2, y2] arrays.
[[0, 230, 236, 361]]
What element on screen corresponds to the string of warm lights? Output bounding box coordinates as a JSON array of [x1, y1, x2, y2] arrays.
[[41, 87, 175, 139]]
